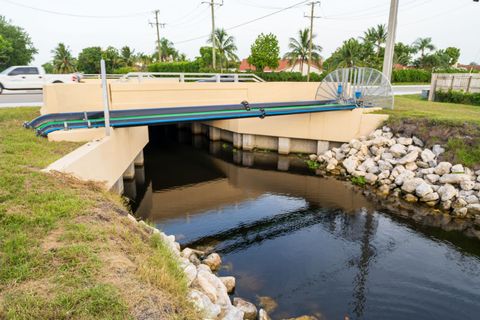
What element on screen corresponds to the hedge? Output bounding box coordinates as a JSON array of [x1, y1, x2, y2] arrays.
[[113, 66, 137, 74], [392, 69, 431, 83], [435, 90, 480, 106], [254, 71, 327, 82], [147, 61, 201, 73]]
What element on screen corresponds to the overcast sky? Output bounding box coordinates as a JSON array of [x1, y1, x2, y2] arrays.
[[1, 0, 479, 66]]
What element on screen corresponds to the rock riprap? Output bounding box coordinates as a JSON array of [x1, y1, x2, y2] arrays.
[[128, 215, 269, 320], [315, 126, 480, 219]]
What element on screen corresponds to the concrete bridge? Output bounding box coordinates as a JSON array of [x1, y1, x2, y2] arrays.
[[41, 80, 387, 193]]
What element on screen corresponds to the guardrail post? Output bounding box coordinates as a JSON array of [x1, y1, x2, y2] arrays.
[[234, 74, 239, 82], [215, 74, 221, 83], [100, 59, 111, 136], [180, 74, 185, 82]]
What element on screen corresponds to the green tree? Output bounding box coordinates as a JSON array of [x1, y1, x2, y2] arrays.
[[283, 28, 322, 73], [102, 46, 121, 73], [328, 38, 366, 69], [0, 16, 37, 69], [247, 33, 280, 71], [119, 46, 136, 67], [208, 28, 238, 71], [77, 47, 103, 74], [155, 38, 178, 62], [361, 24, 387, 56], [394, 42, 414, 66], [413, 37, 435, 58], [42, 62, 54, 74], [444, 47, 460, 66], [0, 35, 13, 67], [51, 43, 76, 73], [195, 46, 221, 70], [136, 52, 152, 71]]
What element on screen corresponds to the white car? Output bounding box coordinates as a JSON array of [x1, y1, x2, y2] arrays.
[[0, 66, 80, 94]]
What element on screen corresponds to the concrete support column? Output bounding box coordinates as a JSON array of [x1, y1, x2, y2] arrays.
[[209, 141, 221, 155], [134, 150, 144, 167], [317, 140, 330, 155], [242, 134, 255, 151], [192, 122, 203, 135], [233, 133, 243, 149], [123, 162, 135, 180], [135, 166, 145, 185], [209, 127, 221, 141], [193, 135, 203, 148], [111, 177, 124, 195], [123, 180, 137, 200], [278, 137, 291, 155], [233, 150, 242, 164], [277, 156, 290, 171]]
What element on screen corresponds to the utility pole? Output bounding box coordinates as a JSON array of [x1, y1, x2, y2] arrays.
[[305, 2, 321, 82], [382, 0, 399, 82], [150, 10, 165, 62], [202, 0, 223, 70]]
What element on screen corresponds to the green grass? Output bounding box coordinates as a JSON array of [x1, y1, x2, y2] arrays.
[[446, 138, 480, 167], [379, 95, 480, 125], [392, 82, 430, 85], [0, 107, 199, 319]]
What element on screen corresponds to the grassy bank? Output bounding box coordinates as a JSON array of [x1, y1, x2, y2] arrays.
[[0, 108, 199, 319], [377, 95, 480, 169]]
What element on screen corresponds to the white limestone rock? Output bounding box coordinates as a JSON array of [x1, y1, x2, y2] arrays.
[[451, 164, 465, 173], [405, 162, 418, 172], [203, 253, 222, 271], [425, 174, 440, 184], [389, 144, 407, 157], [397, 137, 413, 146], [460, 180, 476, 191], [342, 157, 358, 174], [412, 136, 424, 147], [395, 171, 415, 186], [397, 151, 419, 165], [432, 144, 445, 156], [421, 192, 440, 202], [188, 289, 222, 320], [401, 178, 425, 193], [415, 182, 434, 198], [194, 268, 231, 307], [219, 276, 236, 294], [233, 298, 258, 320], [439, 174, 471, 185], [438, 184, 458, 202], [467, 204, 480, 214], [421, 149, 436, 163], [434, 162, 452, 175], [222, 306, 245, 320], [365, 173, 378, 185], [258, 309, 271, 320]]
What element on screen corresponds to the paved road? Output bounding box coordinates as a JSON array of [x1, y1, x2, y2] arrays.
[[0, 85, 430, 108], [392, 85, 430, 96], [0, 90, 43, 107]]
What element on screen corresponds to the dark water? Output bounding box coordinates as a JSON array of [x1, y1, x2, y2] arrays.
[[127, 126, 480, 320]]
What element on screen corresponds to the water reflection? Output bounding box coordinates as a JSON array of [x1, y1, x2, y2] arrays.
[[127, 126, 480, 320]]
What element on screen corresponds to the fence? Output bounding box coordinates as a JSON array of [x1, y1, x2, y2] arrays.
[[429, 73, 480, 101], [120, 72, 265, 83]]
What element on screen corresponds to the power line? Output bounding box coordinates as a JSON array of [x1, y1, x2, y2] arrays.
[[174, 0, 309, 45], [202, 0, 224, 69], [0, 0, 152, 18]]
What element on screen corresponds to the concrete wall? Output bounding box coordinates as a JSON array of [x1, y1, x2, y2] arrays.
[[42, 82, 322, 114], [429, 73, 480, 100], [45, 126, 148, 191]]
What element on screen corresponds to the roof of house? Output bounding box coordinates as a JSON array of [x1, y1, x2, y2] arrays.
[[238, 59, 321, 72]]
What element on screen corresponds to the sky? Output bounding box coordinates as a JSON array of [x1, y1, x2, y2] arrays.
[[1, 0, 480, 66]]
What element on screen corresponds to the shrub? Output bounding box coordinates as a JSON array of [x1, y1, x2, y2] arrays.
[[147, 61, 201, 73], [435, 89, 480, 106], [112, 66, 137, 74], [392, 69, 431, 83], [253, 71, 328, 82]]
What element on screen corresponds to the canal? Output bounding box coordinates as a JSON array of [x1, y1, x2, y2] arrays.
[[126, 126, 480, 320]]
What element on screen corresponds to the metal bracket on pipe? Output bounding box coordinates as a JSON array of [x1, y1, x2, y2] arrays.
[[241, 100, 251, 111], [259, 107, 266, 119]]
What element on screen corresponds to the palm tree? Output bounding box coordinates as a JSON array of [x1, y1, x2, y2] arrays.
[[331, 38, 365, 68], [155, 38, 178, 62], [51, 43, 76, 73], [119, 46, 136, 67], [208, 28, 238, 71], [136, 52, 152, 71], [283, 28, 322, 74], [361, 24, 387, 56], [413, 37, 436, 58]]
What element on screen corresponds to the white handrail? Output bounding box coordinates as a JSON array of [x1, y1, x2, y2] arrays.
[[118, 72, 265, 83]]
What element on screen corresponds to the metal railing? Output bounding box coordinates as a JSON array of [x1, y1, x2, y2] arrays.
[[118, 72, 265, 83]]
